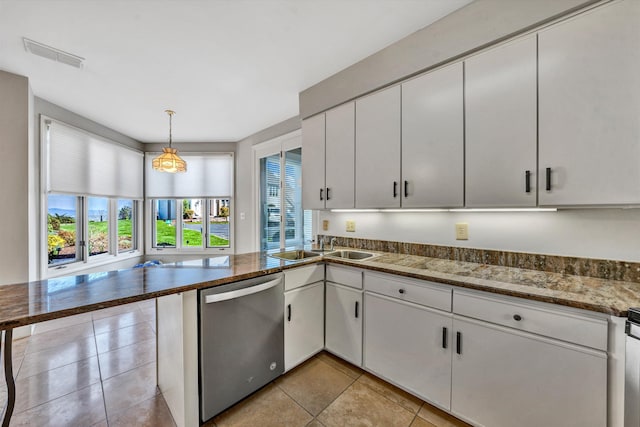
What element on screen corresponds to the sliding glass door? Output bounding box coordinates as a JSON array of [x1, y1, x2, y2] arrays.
[[257, 134, 311, 250]]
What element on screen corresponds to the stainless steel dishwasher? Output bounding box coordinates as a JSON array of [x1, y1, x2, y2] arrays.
[[626, 308, 640, 427], [199, 273, 284, 422]]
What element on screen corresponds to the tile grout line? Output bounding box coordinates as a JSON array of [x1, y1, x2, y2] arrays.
[[91, 315, 110, 426], [272, 379, 317, 420], [276, 356, 360, 422], [345, 371, 425, 421]]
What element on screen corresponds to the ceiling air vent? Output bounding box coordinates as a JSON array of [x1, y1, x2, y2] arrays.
[[22, 37, 84, 68]]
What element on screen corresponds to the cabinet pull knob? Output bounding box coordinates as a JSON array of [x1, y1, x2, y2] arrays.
[[320, 188, 324, 201], [326, 188, 331, 200], [456, 331, 462, 355], [513, 314, 522, 321], [355, 301, 359, 319], [287, 304, 291, 322], [398, 288, 405, 294], [393, 181, 398, 198], [546, 168, 552, 191], [404, 180, 409, 198], [525, 170, 531, 193], [442, 327, 448, 349]]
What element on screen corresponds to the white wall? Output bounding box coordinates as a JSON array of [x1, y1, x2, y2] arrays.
[[0, 70, 33, 284], [319, 209, 640, 262], [300, 0, 601, 118]]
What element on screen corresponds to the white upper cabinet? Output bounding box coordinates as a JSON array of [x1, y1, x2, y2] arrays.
[[355, 85, 401, 208], [325, 102, 355, 209], [538, 0, 640, 206], [301, 113, 326, 210], [302, 103, 355, 209], [402, 62, 464, 208], [465, 35, 537, 207]]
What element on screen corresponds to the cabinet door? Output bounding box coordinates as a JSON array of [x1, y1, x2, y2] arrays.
[[538, 0, 640, 206], [451, 316, 607, 427], [364, 293, 452, 410], [465, 35, 537, 207], [402, 62, 464, 208], [325, 283, 362, 366], [355, 85, 401, 208], [302, 114, 326, 210], [284, 282, 324, 371], [325, 102, 355, 209]]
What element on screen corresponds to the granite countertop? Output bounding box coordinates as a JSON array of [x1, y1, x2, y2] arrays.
[[340, 250, 640, 317], [1, 248, 639, 329], [0, 252, 315, 329]]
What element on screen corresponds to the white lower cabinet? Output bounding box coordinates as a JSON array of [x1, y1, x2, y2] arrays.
[[284, 281, 324, 371], [325, 282, 363, 366], [364, 292, 453, 410], [451, 315, 607, 427], [362, 274, 609, 427]]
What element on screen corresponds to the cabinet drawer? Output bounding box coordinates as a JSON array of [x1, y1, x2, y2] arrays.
[[453, 289, 608, 351], [326, 265, 363, 289], [364, 271, 452, 312], [284, 264, 324, 291]]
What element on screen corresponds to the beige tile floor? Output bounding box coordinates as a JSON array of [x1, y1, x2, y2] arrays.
[[208, 352, 470, 427], [1, 301, 469, 427]]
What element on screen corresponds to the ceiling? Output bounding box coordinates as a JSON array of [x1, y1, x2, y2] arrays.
[[0, 0, 471, 143]]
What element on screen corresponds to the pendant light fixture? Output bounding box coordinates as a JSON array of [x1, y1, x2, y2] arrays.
[[152, 109, 187, 173]]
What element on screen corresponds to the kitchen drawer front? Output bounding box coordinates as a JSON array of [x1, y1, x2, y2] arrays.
[[364, 271, 452, 312], [453, 289, 608, 351], [284, 264, 324, 291], [326, 265, 363, 289]]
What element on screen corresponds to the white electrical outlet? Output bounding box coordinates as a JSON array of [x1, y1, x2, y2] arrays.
[[346, 220, 356, 232], [455, 223, 468, 240]]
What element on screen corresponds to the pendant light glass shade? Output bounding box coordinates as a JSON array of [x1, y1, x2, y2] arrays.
[[152, 110, 187, 173]]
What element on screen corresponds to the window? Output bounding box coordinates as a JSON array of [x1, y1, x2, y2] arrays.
[[43, 118, 144, 273], [153, 199, 177, 247], [145, 152, 234, 253], [88, 197, 109, 257], [47, 194, 81, 266], [46, 195, 140, 269], [152, 198, 231, 250], [256, 132, 312, 251], [208, 198, 231, 248], [117, 199, 136, 253]]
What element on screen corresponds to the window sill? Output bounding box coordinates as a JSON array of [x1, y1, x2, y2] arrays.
[[46, 250, 144, 278]]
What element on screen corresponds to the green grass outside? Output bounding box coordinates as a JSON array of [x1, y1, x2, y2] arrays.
[[61, 220, 133, 237], [155, 220, 176, 245], [156, 220, 229, 247], [59, 220, 229, 247]]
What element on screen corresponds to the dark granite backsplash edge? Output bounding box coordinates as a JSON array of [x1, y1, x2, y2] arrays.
[[317, 235, 640, 283]]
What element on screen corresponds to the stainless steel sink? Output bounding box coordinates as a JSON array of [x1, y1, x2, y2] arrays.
[[269, 250, 322, 260], [324, 250, 377, 260]]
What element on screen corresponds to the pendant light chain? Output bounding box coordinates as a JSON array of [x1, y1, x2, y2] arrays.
[[166, 109, 175, 148]]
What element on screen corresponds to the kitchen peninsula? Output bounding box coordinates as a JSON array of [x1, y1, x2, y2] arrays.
[[1, 244, 638, 426]]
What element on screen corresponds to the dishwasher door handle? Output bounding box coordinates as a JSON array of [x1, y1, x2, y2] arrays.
[[205, 278, 282, 304]]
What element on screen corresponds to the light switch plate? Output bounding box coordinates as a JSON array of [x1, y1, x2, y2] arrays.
[[322, 220, 329, 231], [346, 220, 356, 232], [455, 223, 468, 240]]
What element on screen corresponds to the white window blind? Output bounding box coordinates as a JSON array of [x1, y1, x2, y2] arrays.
[[46, 119, 144, 199], [145, 153, 233, 198]]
